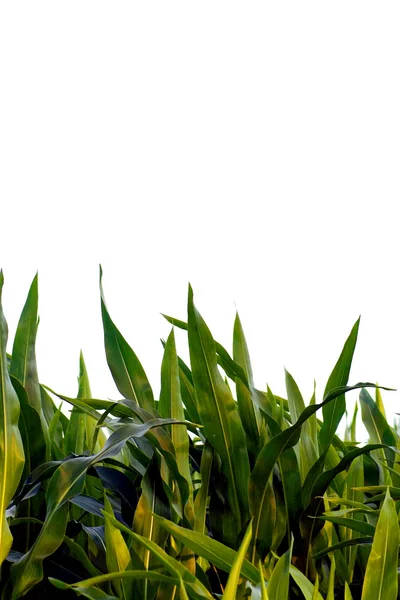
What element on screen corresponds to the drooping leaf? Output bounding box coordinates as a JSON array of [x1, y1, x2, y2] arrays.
[[101, 512, 214, 600], [249, 383, 385, 561], [10, 417, 188, 597], [154, 515, 260, 585]]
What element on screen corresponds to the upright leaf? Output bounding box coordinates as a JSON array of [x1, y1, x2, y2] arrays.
[[285, 369, 317, 482], [159, 329, 192, 493], [0, 271, 25, 565], [64, 352, 98, 455], [361, 488, 399, 600], [319, 318, 360, 452], [222, 520, 253, 600], [233, 313, 262, 463], [249, 383, 383, 562], [100, 267, 155, 412], [104, 495, 132, 599], [267, 540, 293, 600], [9, 274, 50, 459], [360, 388, 396, 484], [187, 286, 250, 543]]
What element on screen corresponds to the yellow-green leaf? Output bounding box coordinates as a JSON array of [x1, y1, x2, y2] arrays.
[[0, 271, 25, 565], [361, 488, 399, 600]]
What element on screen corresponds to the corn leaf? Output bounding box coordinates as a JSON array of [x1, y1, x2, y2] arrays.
[[289, 565, 324, 600], [267, 540, 292, 600], [0, 272, 25, 566], [10, 417, 187, 597], [159, 329, 192, 494], [9, 274, 50, 460], [154, 514, 260, 585], [222, 520, 253, 599], [101, 512, 214, 600], [361, 488, 399, 600], [187, 286, 249, 543], [249, 383, 383, 561], [319, 318, 360, 452], [104, 494, 132, 599], [100, 266, 155, 412], [233, 314, 262, 462]]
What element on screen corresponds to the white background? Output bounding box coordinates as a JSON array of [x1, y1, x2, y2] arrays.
[[1, 3, 399, 437]]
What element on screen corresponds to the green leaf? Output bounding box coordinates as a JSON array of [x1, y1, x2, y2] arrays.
[[159, 329, 192, 494], [193, 441, 213, 534], [11, 375, 43, 486], [342, 455, 366, 575], [233, 313, 262, 462], [311, 537, 373, 559], [267, 540, 292, 600], [104, 495, 132, 599], [10, 417, 187, 598], [264, 413, 300, 546], [101, 513, 214, 600], [360, 388, 396, 484], [249, 383, 384, 561], [187, 286, 250, 542], [289, 566, 324, 600], [10, 274, 41, 414], [0, 271, 25, 565], [131, 457, 171, 599], [317, 515, 375, 536], [162, 313, 250, 388], [222, 520, 253, 599], [361, 488, 399, 600], [50, 572, 181, 599], [64, 352, 97, 455], [9, 273, 50, 459], [285, 369, 317, 482], [311, 574, 320, 600], [319, 318, 360, 452], [303, 443, 386, 509], [154, 514, 260, 585], [344, 582, 354, 600], [326, 553, 335, 600], [100, 266, 155, 412], [259, 561, 269, 600]]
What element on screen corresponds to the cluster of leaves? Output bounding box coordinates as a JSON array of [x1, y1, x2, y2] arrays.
[[1, 269, 400, 599]]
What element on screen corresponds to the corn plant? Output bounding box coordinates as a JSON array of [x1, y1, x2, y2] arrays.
[[0, 268, 399, 599]]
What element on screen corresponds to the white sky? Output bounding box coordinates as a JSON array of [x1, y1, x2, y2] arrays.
[[1, 2, 399, 437]]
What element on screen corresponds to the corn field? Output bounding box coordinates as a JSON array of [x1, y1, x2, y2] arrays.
[[0, 268, 399, 599]]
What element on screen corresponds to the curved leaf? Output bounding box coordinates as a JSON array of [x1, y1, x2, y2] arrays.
[[0, 271, 25, 565], [100, 266, 155, 412]]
